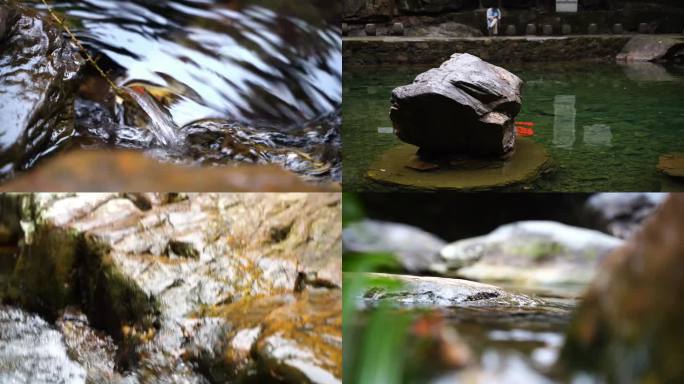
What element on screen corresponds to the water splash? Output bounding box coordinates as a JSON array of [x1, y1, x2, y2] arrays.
[[118, 87, 181, 147]]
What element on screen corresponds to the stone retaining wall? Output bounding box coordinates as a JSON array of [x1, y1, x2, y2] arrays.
[[343, 35, 631, 66]]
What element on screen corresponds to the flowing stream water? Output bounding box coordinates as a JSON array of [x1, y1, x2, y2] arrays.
[[9, 0, 341, 182]]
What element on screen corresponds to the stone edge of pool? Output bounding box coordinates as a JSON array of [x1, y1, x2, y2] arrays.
[[343, 35, 640, 66]]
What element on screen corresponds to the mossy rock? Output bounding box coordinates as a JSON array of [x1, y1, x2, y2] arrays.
[[7, 225, 81, 317], [366, 138, 551, 191]]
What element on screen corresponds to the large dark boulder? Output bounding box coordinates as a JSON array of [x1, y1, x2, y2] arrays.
[[390, 53, 523, 157], [0, 5, 82, 180]]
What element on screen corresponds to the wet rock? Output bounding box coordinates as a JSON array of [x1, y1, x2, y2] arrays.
[[6, 193, 342, 381], [76, 96, 342, 183], [186, 289, 342, 384], [0, 150, 335, 192], [435, 221, 623, 287], [390, 53, 523, 157], [356, 273, 545, 308], [343, 219, 446, 272], [0, 306, 86, 383], [561, 195, 684, 382], [584, 193, 667, 239], [0, 4, 82, 180], [617, 35, 684, 62], [56, 307, 120, 382], [657, 152, 684, 178]]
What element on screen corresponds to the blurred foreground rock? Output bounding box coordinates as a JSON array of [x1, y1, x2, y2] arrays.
[[584, 193, 666, 239], [0, 150, 337, 192], [1, 193, 342, 383], [562, 194, 684, 382]]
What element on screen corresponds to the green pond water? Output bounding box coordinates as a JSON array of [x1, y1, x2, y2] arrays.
[[343, 62, 684, 192]]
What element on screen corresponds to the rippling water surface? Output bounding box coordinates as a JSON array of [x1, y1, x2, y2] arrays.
[[33, 0, 341, 125], [19, 0, 341, 181]]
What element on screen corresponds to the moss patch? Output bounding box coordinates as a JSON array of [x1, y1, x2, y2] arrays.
[[366, 138, 551, 191]]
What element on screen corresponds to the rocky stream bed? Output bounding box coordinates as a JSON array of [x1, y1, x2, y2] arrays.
[[0, 193, 342, 383]]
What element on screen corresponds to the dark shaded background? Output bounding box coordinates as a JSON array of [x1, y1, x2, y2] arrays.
[[358, 193, 593, 241]]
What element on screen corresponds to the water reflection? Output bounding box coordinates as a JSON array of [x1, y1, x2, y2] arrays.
[[583, 124, 612, 147], [620, 61, 677, 83], [31, 0, 341, 127], [552, 95, 576, 149]]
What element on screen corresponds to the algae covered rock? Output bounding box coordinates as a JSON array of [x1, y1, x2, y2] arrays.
[[4, 193, 342, 382], [0, 4, 82, 179], [390, 53, 523, 157], [561, 194, 684, 382], [435, 221, 623, 287]]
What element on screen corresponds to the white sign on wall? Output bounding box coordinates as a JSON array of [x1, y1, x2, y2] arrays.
[[556, 0, 578, 13]]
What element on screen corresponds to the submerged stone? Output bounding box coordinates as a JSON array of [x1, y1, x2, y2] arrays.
[[355, 273, 545, 308], [366, 138, 550, 191], [561, 195, 684, 382], [0, 4, 82, 179], [435, 221, 623, 288], [390, 53, 523, 157]]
